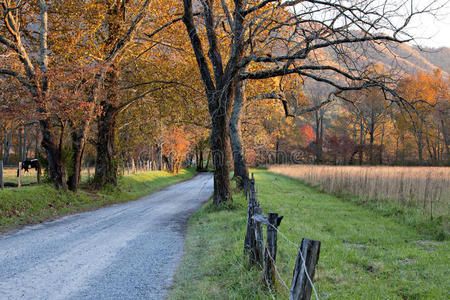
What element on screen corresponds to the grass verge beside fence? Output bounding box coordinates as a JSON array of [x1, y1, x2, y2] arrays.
[[168, 169, 449, 299], [0, 168, 196, 233]]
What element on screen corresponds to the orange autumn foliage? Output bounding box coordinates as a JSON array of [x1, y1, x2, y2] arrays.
[[163, 127, 191, 173]]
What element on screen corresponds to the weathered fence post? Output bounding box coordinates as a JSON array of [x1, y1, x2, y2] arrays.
[[264, 212, 283, 288], [244, 182, 255, 261], [245, 174, 264, 267], [290, 238, 321, 300], [253, 206, 264, 267], [0, 160, 3, 189], [36, 164, 41, 184], [18, 162, 22, 188]]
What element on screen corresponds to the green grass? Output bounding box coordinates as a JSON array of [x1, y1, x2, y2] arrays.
[[0, 168, 196, 232], [169, 170, 450, 299]]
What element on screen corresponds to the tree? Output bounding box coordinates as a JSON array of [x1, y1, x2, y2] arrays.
[[0, 0, 71, 189], [396, 69, 449, 164], [181, 0, 439, 204]]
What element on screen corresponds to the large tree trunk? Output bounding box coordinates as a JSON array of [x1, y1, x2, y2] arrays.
[[40, 119, 67, 190], [197, 148, 204, 171], [93, 67, 119, 187], [67, 125, 88, 192], [230, 80, 249, 190], [210, 95, 233, 205], [94, 103, 118, 186]]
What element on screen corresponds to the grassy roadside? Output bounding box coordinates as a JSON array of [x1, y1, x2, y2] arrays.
[[0, 168, 196, 233], [168, 169, 449, 299]]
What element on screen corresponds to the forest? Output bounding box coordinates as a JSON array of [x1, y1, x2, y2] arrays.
[[0, 0, 448, 204]]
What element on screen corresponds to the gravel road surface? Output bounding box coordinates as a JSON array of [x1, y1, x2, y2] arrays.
[[0, 173, 213, 300]]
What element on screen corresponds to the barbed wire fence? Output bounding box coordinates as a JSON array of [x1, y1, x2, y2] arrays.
[[244, 173, 321, 300]]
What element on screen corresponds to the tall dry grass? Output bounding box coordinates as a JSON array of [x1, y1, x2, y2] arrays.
[[269, 165, 449, 219]]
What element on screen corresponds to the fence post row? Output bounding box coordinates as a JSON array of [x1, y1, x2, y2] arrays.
[[290, 238, 321, 300], [0, 160, 3, 189], [244, 174, 321, 299]]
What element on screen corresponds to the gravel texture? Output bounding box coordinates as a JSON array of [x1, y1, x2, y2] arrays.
[[0, 173, 213, 300]]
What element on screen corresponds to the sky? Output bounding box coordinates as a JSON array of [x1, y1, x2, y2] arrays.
[[290, 0, 450, 49], [407, 9, 450, 48]]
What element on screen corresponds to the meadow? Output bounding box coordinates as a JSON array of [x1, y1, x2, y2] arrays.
[[169, 170, 449, 299], [269, 165, 449, 221]]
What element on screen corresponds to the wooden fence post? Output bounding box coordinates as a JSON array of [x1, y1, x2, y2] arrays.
[[290, 238, 321, 300], [245, 176, 263, 267], [18, 162, 22, 188], [253, 206, 264, 267], [264, 212, 282, 288], [244, 184, 255, 260], [36, 164, 41, 184], [0, 160, 3, 189]]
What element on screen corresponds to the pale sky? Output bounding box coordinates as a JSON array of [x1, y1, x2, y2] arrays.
[[407, 8, 450, 48], [291, 0, 450, 48]]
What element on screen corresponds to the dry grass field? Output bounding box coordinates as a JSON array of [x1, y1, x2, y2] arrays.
[[268, 165, 449, 220]]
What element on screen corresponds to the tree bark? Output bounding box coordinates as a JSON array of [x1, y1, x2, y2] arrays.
[[67, 126, 88, 192], [94, 103, 118, 186], [210, 105, 233, 204], [230, 80, 249, 190], [93, 67, 119, 187], [40, 119, 67, 190]]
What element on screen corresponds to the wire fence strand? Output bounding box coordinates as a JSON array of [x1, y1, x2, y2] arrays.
[[265, 243, 291, 291]]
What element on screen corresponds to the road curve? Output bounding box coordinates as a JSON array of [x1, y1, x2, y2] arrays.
[[0, 173, 213, 300]]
